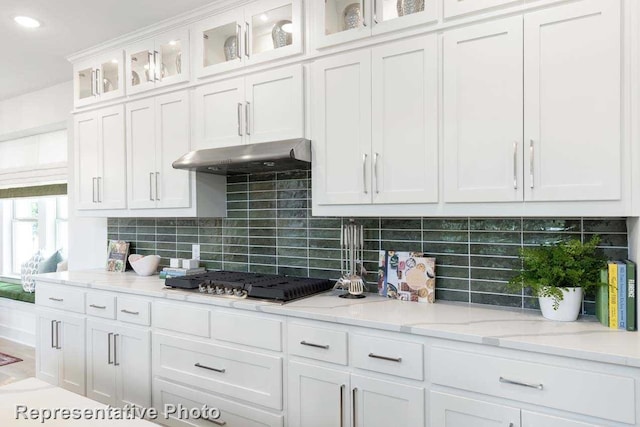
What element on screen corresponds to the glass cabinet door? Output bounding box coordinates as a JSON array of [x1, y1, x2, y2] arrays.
[[98, 53, 122, 99], [127, 45, 155, 94], [155, 29, 189, 87], [372, 0, 437, 34], [194, 10, 245, 78], [244, 0, 302, 64], [316, 0, 371, 48], [76, 67, 95, 102]]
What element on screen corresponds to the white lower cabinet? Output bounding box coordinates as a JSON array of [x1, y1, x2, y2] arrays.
[[431, 392, 520, 427], [288, 362, 424, 427], [521, 411, 602, 427], [86, 319, 151, 408], [35, 310, 85, 395]]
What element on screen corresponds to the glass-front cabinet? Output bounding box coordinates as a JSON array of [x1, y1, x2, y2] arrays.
[[125, 28, 189, 95], [315, 0, 437, 48], [73, 50, 124, 108], [193, 0, 302, 79]]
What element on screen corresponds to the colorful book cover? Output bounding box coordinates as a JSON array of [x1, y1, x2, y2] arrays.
[[608, 262, 618, 329], [106, 240, 129, 272], [625, 259, 637, 331], [618, 262, 627, 330], [378, 251, 432, 301], [595, 269, 609, 327]]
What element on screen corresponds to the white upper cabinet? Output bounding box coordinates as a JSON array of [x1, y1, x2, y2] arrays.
[[371, 35, 438, 204], [523, 0, 621, 202], [314, 0, 437, 49], [443, 17, 523, 203], [193, 0, 303, 79], [73, 50, 124, 108], [194, 64, 304, 149], [313, 50, 372, 205], [74, 105, 127, 211], [125, 28, 189, 95], [443, 0, 523, 19]]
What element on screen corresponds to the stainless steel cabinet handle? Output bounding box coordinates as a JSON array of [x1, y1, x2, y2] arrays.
[[300, 340, 330, 350], [237, 103, 243, 137], [340, 384, 345, 427], [147, 52, 154, 83], [154, 51, 160, 81], [90, 304, 106, 310], [513, 141, 518, 190], [50, 320, 55, 349], [361, 0, 367, 27], [499, 376, 543, 390], [352, 387, 357, 427], [509, 423, 514, 427], [236, 24, 242, 59], [155, 172, 160, 201], [113, 334, 119, 366], [49, 297, 63, 302], [108, 332, 113, 365], [362, 153, 368, 194], [90, 70, 95, 96], [55, 321, 61, 349], [368, 353, 402, 362], [244, 22, 250, 58], [97, 177, 102, 202], [92, 177, 97, 203], [373, 0, 378, 24], [120, 309, 139, 315], [245, 102, 251, 135], [149, 172, 154, 201], [529, 139, 534, 189], [96, 69, 101, 95], [195, 362, 226, 373], [374, 152, 380, 194]]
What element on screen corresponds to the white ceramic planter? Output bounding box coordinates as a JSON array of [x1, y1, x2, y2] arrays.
[[538, 287, 584, 322]]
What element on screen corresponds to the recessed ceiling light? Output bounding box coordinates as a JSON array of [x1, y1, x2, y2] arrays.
[[169, 40, 177, 46], [14, 16, 41, 29]]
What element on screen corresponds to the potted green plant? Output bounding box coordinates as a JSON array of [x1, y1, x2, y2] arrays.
[[508, 236, 606, 322]]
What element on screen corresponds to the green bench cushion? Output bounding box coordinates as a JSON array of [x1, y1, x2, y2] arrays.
[[0, 281, 35, 304]]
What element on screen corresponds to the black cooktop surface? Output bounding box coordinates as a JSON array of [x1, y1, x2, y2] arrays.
[[165, 270, 333, 302]]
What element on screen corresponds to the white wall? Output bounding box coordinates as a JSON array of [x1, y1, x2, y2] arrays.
[[0, 81, 73, 139]]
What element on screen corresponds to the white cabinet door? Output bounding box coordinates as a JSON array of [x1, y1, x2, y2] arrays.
[[431, 392, 520, 427], [522, 411, 600, 427], [313, 50, 372, 205], [524, 0, 621, 202], [115, 324, 151, 408], [126, 39, 156, 95], [58, 313, 85, 395], [193, 9, 246, 78], [155, 91, 191, 209], [126, 98, 157, 209], [315, 0, 372, 49], [86, 320, 117, 405], [193, 78, 245, 150], [371, 35, 438, 204], [74, 111, 100, 210], [97, 105, 126, 210], [154, 28, 190, 90], [351, 374, 424, 427], [371, 0, 438, 36], [443, 17, 524, 203], [288, 362, 349, 427], [35, 313, 59, 385], [245, 65, 304, 144]]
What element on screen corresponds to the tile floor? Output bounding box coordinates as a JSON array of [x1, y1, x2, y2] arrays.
[[0, 338, 35, 386]]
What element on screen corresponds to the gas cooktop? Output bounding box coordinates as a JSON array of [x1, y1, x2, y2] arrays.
[[164, 271, 334, 303]]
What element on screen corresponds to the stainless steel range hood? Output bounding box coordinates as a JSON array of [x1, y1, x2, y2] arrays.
[[172, 139, 311, 175]]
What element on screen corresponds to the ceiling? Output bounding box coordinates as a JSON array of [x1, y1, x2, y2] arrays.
[[0, 0, 218, 101]]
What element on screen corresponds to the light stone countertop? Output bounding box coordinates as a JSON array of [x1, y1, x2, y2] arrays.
[[35, 270, 640, 368]]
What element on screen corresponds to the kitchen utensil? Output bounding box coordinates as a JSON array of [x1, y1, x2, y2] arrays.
[[339, 222, 366, 299]]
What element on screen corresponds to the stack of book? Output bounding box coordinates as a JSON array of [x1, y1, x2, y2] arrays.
[[159, 267, 206, 279], [596, 260, 637, 331]]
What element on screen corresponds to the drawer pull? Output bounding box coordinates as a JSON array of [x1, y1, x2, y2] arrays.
[[49, 297, 64, 302], [368, 353, 402, 363], [340, 384, 345, 427], [499, 376, 543, 390], [300, 340, 330, 350], [120, 309, 140, 315], [195, 362, 226, 374], [89, 304, 106, 310], [206, 418, 226, 426]]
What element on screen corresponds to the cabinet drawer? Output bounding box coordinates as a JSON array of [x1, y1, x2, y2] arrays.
[[155, 378, 283, 427], [350, 334, 423, 380], [154, 302, 209, 337], [116, 297, 150, 326], [154, 333, 282, 410], [431, 346, 636, 424], [288, 323, 347, 365], [85, 293, 116, 319], [212, 311, 282, 351], [36, 285, 85, 314]]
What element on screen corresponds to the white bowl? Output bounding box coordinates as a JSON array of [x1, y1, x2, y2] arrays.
[[129, 254, 161, 276]]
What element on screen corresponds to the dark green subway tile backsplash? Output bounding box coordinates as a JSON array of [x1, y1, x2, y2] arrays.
[[107, 170, 629, 315]]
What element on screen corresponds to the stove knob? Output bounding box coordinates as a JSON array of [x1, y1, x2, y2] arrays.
[[224, 287, 234, 295], [198, 284, 207, 293], [215, 286, 224, 295], [207, 285, 215, 294]]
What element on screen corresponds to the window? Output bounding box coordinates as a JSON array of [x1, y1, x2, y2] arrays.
[[1, 196, 68, 276]]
